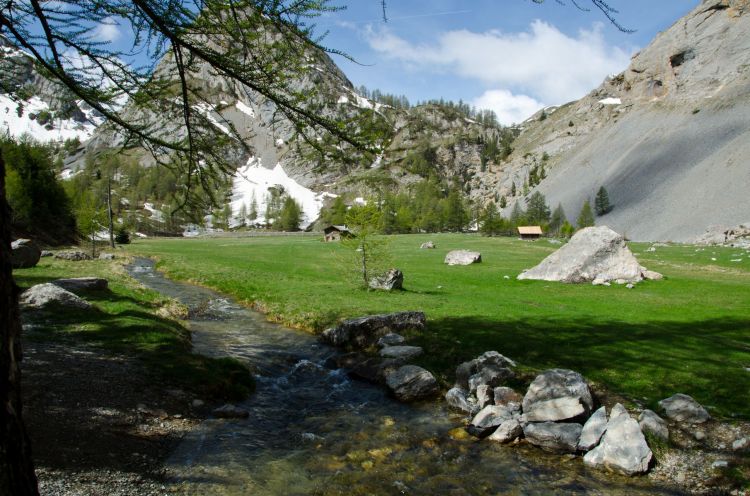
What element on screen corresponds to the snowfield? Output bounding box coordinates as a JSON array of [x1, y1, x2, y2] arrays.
[[0, 94, 98, 142]]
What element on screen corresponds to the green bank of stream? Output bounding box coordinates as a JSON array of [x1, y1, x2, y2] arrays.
[[127, 258, 680, 495]]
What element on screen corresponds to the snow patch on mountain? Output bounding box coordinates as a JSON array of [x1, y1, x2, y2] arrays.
[[0, 94, 97, 142], [235, 100, 255, 118], [231, 157, 331, 228]]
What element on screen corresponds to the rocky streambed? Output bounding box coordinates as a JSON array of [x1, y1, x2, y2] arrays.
[[120, 258, 711, 495]]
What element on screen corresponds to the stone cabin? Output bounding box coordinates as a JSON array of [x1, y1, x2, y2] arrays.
[[518, 226, 543, 240], [323, 225, 353, 242]]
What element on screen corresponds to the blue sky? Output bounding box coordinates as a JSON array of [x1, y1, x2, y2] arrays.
[[313, 1, 699, 123]]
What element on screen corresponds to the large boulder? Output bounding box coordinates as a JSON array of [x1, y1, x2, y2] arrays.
[[522, 369, 593, 422], [583, 404, 653, 475], [321, 311, 426, 350], [517, 226, 645, 284], [658, 393, 710, 424], [385, 365, 439, 402], [51, 277, 108, 292], [369, 268, 404, 291], [444, 250, 482, 266], [55, 250, 92, 261], [638, 409, 669, 441], [523, 422, 582, 453], [11, 239, 41, 268], [455, 351, 516, 391], [20, 283, 92, 310]]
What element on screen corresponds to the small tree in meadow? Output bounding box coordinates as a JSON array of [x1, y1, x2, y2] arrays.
[[342, 203, 391, 288]]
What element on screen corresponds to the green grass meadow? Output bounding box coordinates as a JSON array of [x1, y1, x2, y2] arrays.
[[126, 233, 750, 418]]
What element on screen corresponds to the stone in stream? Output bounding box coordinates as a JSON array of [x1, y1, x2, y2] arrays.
[[468, 366, 514, 395], [385, 365, 439, 402], [377, 333, 405, 347], [20, 283, 92, 310], [487, 417, 524, 443], [522, 369, 593, 422], [583, 404, 652, 476], [493, 387, 522, 407], [11, 239, 41, 268], [379, 345, 423, 361], [578, 406, 608, 451], [321, 311, 425, 350], [466, 405, 515, 438], [212, 404, 249, 419], [445, 387, 477, 415], [52, 277, 109, 292], [658, 393, 710, 424], [455, 351, 516, 391], [638, 409, 669, 441], [475, 385, 494, 409], [444, 250, 482, 266], [523, 422, 583, 453]]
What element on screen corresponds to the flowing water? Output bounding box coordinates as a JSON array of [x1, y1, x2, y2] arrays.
[[128, 258, 680, 495]]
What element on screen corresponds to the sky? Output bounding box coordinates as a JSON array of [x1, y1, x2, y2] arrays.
[[310, 0, 699, 124]]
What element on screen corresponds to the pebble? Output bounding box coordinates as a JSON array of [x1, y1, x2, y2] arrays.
[[711, 460, 729, 469], [733, 438, 748, 450]]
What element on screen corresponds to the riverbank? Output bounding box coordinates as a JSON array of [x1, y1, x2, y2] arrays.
[[15, 255, 254, 495]]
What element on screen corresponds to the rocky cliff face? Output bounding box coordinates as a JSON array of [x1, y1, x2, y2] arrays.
[[489, 0, 750, 241]]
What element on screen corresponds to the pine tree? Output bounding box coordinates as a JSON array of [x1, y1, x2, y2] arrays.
[[511, 182, 517, 197], [576, 199, 595, 229], [499, 195, 507, 209], [526, 191, 551, 225], [275, 197, 302, 231], [509, 201, 526, 227], [594, 186, 613, 216], [549, 203, 567, 236]]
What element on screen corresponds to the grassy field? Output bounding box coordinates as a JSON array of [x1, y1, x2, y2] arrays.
[[14, 257, 254, 400], [126, 233, 750, 419]]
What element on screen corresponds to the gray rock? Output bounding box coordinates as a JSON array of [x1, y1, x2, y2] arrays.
[[494, 387, 522, 406], [578, 406, 608, 451], [732, 438, 748, 451], [476, 385, 494, 409], [385, 365, 439, 402], [522, 369, 593, 417], [641, 269, 663, 281], [40, 250, 54, 257], [658, 393, 710, 423], [468, 366, 514, 395], [609, 403, 629, 421], [524, 396, 587, 423], [11, 239, 41, 269], [445, 387, 475, 414], [321, 311, 426, 350], [54, 250, 92, 261], [51, 277, 108, 292], [377, 333, 405, 347], [98, 253, 115, 260], [379, 345, 423, 361], [420, 241, 436, 249], [638, 409, 669, 441], [711, 460, 729, 469], [444, 250, 482, 266], [212, 404, 249, 419], [523, 422, 582, 453], [191, 399, 205, 408], [584, 405, 653, 476], [455, 351, 516, 390], [517, 227, 643, 284], [467, 405, 515, 438], [488, 417, 523, 443], [20, 283, 92, 310], [369, 268, 404, 291]]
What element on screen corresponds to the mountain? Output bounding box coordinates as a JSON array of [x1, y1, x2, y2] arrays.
[[493, 0, 750, 241]]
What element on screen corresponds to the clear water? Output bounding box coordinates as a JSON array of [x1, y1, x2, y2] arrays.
[[128, 259, 680, 495]]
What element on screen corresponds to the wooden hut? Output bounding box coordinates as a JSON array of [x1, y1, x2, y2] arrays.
[[517, 226, 543, 240], [323, 225, 353, 242]]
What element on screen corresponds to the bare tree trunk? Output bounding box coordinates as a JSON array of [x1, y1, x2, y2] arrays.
[[0, 154, 40, 495], [107, 178, 114, 249]]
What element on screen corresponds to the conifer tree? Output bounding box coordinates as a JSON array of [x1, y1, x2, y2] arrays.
[[549, 203, 567, 235], [526, 191, 551, 225], [576, 199, 595, 229], [594, 186, 613, 216], [509, 201, 526, 227]]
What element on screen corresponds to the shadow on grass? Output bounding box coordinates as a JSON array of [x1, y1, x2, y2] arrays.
[[414, 315, 750, 419]]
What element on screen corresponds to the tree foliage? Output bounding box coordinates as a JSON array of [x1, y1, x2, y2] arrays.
[[576, 199, 595, 229], [525, 191, 551, 226], [342, 202, 390, 288], [594, 186, 613, 216], [274, 196, 303, 231]]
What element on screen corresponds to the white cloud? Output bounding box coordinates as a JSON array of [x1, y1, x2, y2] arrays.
[[93, 17, 122, 43], [472, 89, 544, 125], [364, 20, 632, 104]]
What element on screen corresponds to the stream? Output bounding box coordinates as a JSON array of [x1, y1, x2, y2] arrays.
[[128, 258, 680, 495]]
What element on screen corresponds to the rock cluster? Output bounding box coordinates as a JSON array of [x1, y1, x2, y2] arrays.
[[517, 226, 661, 285], [322, 312, 437, 402], [444, 355, 717, 477], [55, 250, 92, 261]]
